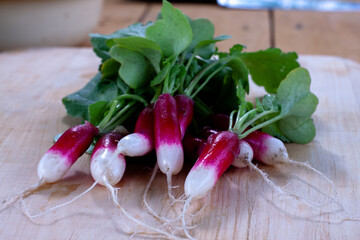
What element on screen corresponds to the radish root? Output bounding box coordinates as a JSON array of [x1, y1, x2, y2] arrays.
[[0, 178, 45, 212], [247, 162, 340, 211], [143, 163, 186, 230], [103, 177, 181, 240], [181, 197, 196, 240], [21, 180, 99, 219]]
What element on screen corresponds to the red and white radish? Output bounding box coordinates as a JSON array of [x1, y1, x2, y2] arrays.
[[88, 131, 180, 240], [184, 131, 240, 199], [116, 105, 154, 157], [153, 93, 184, 200], [1, 121, 98, 212], [232, 140, 254, 168], [244, 130, 288, 165], [175, 94, 194, 139], [181, 131, 240, 239], [38, 121, 98, 183], [90, 132, 126, 186]]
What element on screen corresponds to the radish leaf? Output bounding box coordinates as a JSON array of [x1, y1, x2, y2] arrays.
[[62, 73, 119, 120], [239, 48, 300, 93], [108, 36, 162, 73], [146, 0, 192, 57], [110, 46, 156, 89]]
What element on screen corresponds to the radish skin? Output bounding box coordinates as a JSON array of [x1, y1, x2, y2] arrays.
[[175, 94, 194, 139], [185, 131, 240, 199], [116, 105, 154, 157], [232, 140, 254, 168], [153, 94, 184, 201], [90, 132, 126, 186], [38, 121, 98, 183], [181, 131, 240, 239], [244, 130, 288, 165]]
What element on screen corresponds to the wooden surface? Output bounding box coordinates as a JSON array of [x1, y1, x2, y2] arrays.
[[0, 48, 360, 239], [81, 0, 360, 63]]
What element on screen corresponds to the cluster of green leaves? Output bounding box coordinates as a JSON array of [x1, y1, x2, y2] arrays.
[[62, 0, 318, 143], [231, 68, 319, 144]]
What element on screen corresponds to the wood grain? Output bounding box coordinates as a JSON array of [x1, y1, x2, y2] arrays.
[[274, 11, 360, 63], [0, 48, 360, 240]]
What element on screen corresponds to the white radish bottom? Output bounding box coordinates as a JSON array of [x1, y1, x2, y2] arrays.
[[116, 133, 152, 157], [185, 166, 217, 200], [232, 141, 253, 168], [37, 152, 70, 183], [90, 149, 126, 186], [259, 137, 289, 165], [156, 144, 184, 175]]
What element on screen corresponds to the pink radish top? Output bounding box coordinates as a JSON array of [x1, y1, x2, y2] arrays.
[[48, 121, 98, 166], [175, 94, 194, 139], [193, 131, 240, 179], [134, 105, 154, 140], [244, 131, 270, 161], [153, 93, 182, 147], [91, 132, 124, 159]]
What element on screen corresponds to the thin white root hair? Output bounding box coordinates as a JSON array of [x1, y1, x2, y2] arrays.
[[0, 178, 45, 212], [264, 194, 360, 224], [247, 162, 338, 211], [187, 200, 208, 218], [21, 180, 99, 219], [143, 164, 185, 231], [103, 177, 180, 240], [287, 159, 339, 199], [181, 197, 196, 240], [167, 172, 177, 202]]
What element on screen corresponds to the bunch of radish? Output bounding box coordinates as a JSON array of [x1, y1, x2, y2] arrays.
[[2, 1, 344, 240]]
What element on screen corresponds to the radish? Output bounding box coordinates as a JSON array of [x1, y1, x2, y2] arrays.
[[38, 121, 98, 183], [143, 96, 193, 227], [175, 94, 194, 139], [90, 132, 126, 186], [153, 93, 184, 200], [232, 140, 254, 168], [0, 121, 98, 212], [89, 131, 180, 240], [115, 105, 154, 157], [182, 131, 239, 239], [184, 131, 240, 199]]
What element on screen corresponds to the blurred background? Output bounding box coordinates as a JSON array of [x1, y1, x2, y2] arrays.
[[0, 0, 359, 62]]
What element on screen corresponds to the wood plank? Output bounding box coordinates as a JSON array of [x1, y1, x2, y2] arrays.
[[1, 48, 360, 239], [139, 3, 271, 52], [274, 11, 360, 63]]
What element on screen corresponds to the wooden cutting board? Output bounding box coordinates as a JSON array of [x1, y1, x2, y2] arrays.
[[0, 48, 359, 240]]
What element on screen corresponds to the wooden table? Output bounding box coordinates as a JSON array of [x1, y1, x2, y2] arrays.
[[82, 0, 360, 63], [1, 1, 360, 240]]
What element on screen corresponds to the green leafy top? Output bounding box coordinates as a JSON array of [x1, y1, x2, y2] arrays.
[[63, 0, 317, 144], [145, 0, 193, 58], [231, 67, 318, 144]]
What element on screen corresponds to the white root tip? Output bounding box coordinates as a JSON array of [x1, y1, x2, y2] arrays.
[[37, 152, 69, 183], [184, 167, 217, 200]]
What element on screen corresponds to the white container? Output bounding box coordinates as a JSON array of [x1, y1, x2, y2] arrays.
[[0, 0, 104, 50]]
